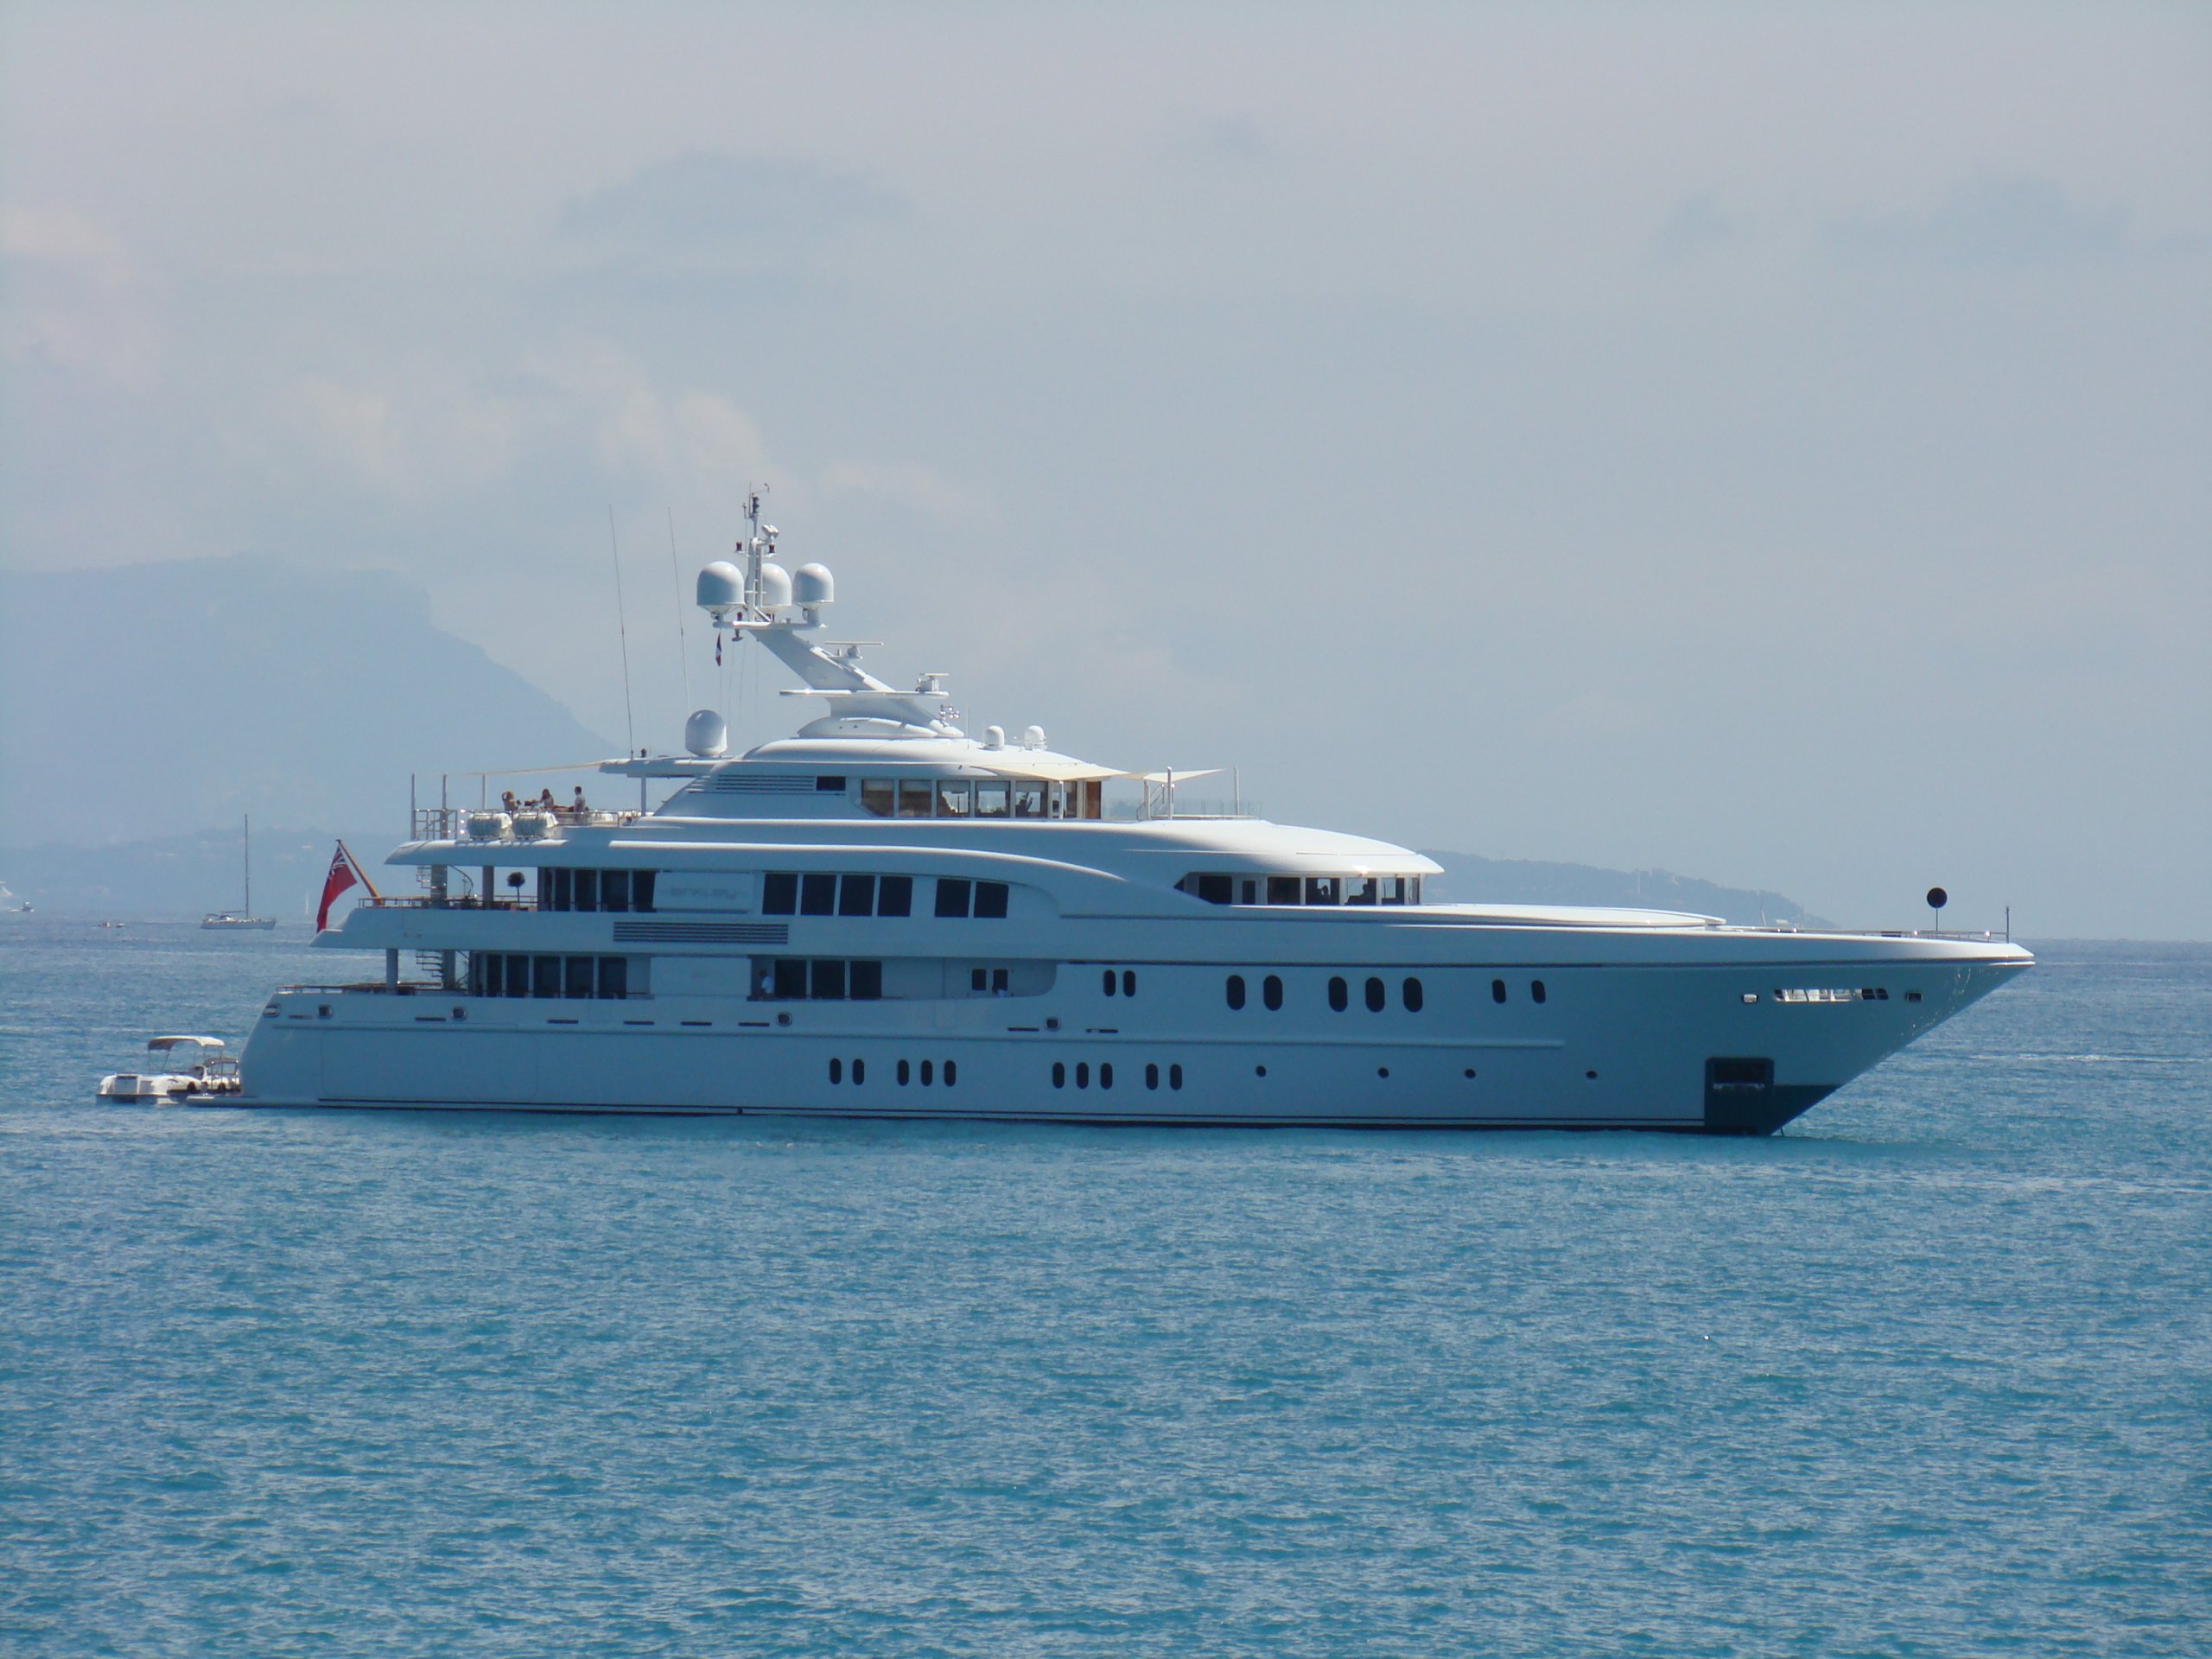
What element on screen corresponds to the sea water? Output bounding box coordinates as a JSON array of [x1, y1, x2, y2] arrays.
[[2, 922, 2206, 1656]]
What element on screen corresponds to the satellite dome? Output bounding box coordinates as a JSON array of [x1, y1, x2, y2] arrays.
[[1020, 725, 1047, 749], [982, 724, 1006, 750], [684, 709, 729, 759], [696, 561, 743, 619], [793, 563, 835, 607], [757, 561, 793, 612]]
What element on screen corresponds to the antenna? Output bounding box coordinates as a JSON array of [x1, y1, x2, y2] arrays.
[[666, 506, 690, 716], [607, 506, 637, 756]]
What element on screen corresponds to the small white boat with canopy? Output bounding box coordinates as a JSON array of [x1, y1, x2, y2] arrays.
[[98, 1036, 241, 1103]]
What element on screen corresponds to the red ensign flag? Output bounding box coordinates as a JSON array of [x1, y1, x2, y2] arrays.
[[315, 842, 362, 932]]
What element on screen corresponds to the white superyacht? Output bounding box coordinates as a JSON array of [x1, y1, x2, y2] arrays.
[[239, 506, 2031, 1131]]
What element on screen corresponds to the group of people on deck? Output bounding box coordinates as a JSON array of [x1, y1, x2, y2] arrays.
[[499, 785, 594, 822]]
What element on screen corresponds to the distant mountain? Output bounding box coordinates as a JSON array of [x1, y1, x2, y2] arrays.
[[1420, 850, 1825, 927], [0, 556, 613, 850]]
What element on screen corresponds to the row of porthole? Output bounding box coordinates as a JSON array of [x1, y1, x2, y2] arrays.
[[1052, 1060, 1185, 1091], [827, 1057, 958, 1087], [1101, 969, 1137, 998], [1226, 974, 1548, 1011]]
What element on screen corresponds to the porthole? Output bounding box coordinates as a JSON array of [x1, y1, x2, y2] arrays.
[[854, 1058, 866, 1084], [1364, 976, 1384, 1012], [920, 1059, 934, 1086], [1102, 969, 1116, 996], [1263, 975, 1283, 1011], [1533, 980, 1548, 1004], [1077, 1062, 1090, 1090], [1377, 1066, 1389, 1078], [829, 1058, 842, 1084], [897, 1058, 911, 1085], [1402, 977, 1423, 1013], [1255, 1065, 1268, 1077], [1328, 976, 1347, 1012], [1226, 975, 1246, 1010], [1122, 970, 1135, 998], [1169, 1065, 1184, 1090], [1053, 1061, 1066, 1089], [1146, 1063, 1160, 1090], [1101, 1063, 1114, 1090], [1491, 979, 1507, 1004], [944, 1060, 957, 1086], [1463, 1067, 1476, 1079], [1586, 1070, 1598, 1080]]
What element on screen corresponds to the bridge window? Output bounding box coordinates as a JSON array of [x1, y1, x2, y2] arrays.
[[1013, 782, 1045, 818], [754, 958, 883, 1001], [975, 781, 1011, 819], [861, 779, 894, 817], [897, 781, 933, 818], [937, 780, 971, 817]]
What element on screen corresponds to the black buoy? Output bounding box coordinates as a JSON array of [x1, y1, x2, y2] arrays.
[[1926, 886, 1948, 932]]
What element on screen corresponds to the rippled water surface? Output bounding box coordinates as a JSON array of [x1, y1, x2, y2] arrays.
[[3, 924, 2208, 1656]]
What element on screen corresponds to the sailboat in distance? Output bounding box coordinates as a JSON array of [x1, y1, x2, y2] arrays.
[[202, 815, 277, 930]]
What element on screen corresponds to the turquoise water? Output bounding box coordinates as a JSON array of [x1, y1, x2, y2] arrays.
[[3, 923, 2207, 1656]]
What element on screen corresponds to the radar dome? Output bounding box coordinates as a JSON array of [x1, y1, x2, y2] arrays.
[[684, 709, 729, 758], [983, 724, 1006, 749], [696, 561, 743, 619], [793, 563, 835, 607], [757, 561, 794, 612], [1020, 725, 1047, 749]]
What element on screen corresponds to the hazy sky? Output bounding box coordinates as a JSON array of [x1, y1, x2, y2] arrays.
[[4, 3, 2207, 937]]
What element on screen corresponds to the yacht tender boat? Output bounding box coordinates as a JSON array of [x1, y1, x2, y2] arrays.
[[99, 1035, 240, 1103], [238, 503, 2031, 1131]]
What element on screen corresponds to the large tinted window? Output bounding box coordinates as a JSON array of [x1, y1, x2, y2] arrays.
[[974, 881, 1009, 919], [877, 875, 913, 917], [800, 873, 837, 915], [838, 874, 875, 917], [764, 873, 798, 914], [936, 878, 972, 918], [599, 957, 627, 999]]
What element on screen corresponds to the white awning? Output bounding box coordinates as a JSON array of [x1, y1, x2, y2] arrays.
[[147, 1034, 226, 1051]]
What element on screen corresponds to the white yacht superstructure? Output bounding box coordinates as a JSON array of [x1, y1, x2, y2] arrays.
[[238, 505, 2030, 1132]]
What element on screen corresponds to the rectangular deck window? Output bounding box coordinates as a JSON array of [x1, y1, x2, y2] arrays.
[[974, 880, 1009, 919], [601, 870, 631, 912], [764, 872, 798, 914], [877, 874, 913, 917], [937, 780, 972, 817], [1012, 782, 1045, 818], [936, 878, 972, 918], [533, 955, 561, 998], [565, 957, 595, 999], [897, 781, 934, 817], [1268, 875, 1302, 906], [574, 869, 598, 911], [597, 957, 627, 999], [800, 873, 837, 916], [975, 781, 1011, 819], [861, 779, 895, 817], [838, 874, 876, 916]]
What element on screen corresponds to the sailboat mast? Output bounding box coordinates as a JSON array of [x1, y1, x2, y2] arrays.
[[243, 814, 251, 913]]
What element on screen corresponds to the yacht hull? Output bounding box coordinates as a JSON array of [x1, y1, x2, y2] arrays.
[[237, 939, 2028, 1133]]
